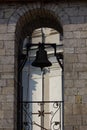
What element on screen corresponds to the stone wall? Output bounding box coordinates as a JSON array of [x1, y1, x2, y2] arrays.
[[0, 2, 87, 130], [64, 24, 87, 130]]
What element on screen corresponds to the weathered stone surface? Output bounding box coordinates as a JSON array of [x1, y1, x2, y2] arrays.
[[0, 2, 87, 130], [79, 72, 87, 79], [70, 16, 84, 24], [0, 80, 6, 87], [2, 65, 14, 72], [64, 126, 73, 130], [64, 72, 78, 80], [63, 39, 86, 48], [4, 41, 14, 49], [1, 73, 14, 79], [0, 41, 4, 48], [73, 104, 82, 114], [74, 80, 87, 88], [64, 48, 74, 53], [0, 49, 5, 55], [0, 56, 14, 64], [6, 79, 14, 87], [80, 126, 87, 130], [64, 95, 75, 103], [0, 25, 7, 33], [65, 80, 74, 88], [64, 54, 78, 63], [73, 63, 87, 72], [2, 87, 14, 95], [82, 95, 87, 103], [0, 111, 4, 119], [64, 103, 73, 115], [64, 115, 82, 125], [78, 54, 87, 63], [64, 63, 73, 72]]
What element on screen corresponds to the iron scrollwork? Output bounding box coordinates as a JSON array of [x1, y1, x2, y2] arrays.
[[22, 101, 63, 130], [50, 102, 61, 130]]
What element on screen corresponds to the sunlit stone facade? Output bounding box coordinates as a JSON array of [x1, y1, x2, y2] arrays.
[[0, 1, 87, 130]]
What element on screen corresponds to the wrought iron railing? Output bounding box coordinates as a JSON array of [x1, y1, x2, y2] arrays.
[[22, 101, 63, 130]]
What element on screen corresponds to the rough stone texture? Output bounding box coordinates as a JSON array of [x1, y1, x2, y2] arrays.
[[0, 1, 87, 130], [64, 23, 87, 130]]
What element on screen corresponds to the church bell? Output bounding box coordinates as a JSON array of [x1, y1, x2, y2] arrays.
[[32, 44, 52, 69]]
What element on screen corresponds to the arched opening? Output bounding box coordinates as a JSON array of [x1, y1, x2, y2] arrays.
[[16, 9, 63, 130]]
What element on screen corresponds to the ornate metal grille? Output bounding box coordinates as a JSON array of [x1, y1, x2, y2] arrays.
[[22, 101, 63, 130]]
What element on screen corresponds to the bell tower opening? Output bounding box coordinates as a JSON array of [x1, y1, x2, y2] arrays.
[[16, 8, 63, 130], [21, 27, 63, 130]]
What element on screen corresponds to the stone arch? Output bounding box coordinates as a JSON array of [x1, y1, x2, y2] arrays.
[[7, 3, 64, 130], [7, 3, 63, 42]]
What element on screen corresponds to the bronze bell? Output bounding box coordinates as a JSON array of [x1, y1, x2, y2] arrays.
[[32, 44, 52, 69]]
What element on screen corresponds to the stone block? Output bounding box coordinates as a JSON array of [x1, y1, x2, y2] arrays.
[[64, 126, 73, 130], [0, 118, 14, 128], [0, 56, 14, 64], [6, 79, 14, 87], [64, 48, 74, 53], [0, 49, 5, 55], [0, 19, 8, 24], [73, 126, 79, 130], [75, 95, 82, 104], [4, 33, 15, 41], [73, 63, 87, 72], [64, 115, 82, 125], [60, 14, 70, 24], [64, 95, 75, 103], [1, 73, 14, 79], [4, 110, 13, 119], [79, 72, 87, 79], [0, 25, 7, 33], [82, 104, 87, 114], [73, 104, 82, 114], [82, 95, 87, 103], [64, 54, 78, 63], [74, 80, 87, 88], [5, 49, 14, 55], [64, 103, 73, 115], [78, 54, 87, 63], [65, 88, 78, 96], [0, 33, 14, 41], [63, 39, 86, 48], [2, 102, 14, 110], [75, 47, 87, 53], [64, 63, 73, 72], [0, 80, 6, 87], [64, 31, 74, 39], [0, 41, 4, 48], [64, 80, 74, 88], [73, 31, 81, 38], [80, 31, 87, 38], [6, 95, 14, 102], [2, 87, 14, 95], [0, 111, 4, 119], [7, 25, 16, 33], [79, 7, 87, 16], [4, 9, 15, 19], [80, 126, 87, 130], [0, 95, 6, 102], [0, 11, 4, 19], [70, 16, 84, 24], [82, 115, 87, 125], [4, 41, 14, 49], [64, 7, 79, 16], [3, 65, 14, 73], [64, 72, 78, 80]]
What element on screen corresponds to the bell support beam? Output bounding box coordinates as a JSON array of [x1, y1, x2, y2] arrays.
[[20, 42, 63, 71]]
